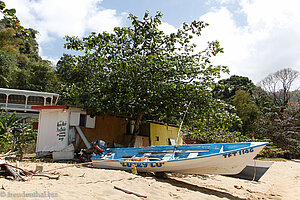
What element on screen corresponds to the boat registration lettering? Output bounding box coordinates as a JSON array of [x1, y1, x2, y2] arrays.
[[223, 148, 254, 158], [120, 162, 164, 168]]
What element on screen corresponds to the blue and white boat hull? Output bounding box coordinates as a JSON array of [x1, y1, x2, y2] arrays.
[[91, 142, 268, 175]]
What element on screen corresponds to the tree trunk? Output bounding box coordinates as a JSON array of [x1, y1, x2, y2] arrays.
[[129, 112, 143, 147]]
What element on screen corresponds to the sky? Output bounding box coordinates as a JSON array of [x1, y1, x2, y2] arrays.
[[3, 0, 300, 85]]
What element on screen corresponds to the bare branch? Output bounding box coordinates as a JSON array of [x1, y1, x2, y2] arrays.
[[258, 68, 299, 105]]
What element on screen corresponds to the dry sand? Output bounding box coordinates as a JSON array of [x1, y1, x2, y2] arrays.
[[0, 160, 299, 200]]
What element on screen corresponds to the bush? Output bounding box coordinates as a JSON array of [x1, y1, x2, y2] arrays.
[[0, 110, 37, 159], [254, 102, 300, 159]]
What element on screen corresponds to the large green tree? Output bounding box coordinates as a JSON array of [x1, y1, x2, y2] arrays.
[[213, 75, 255, 102], [58, 11, 238, 145], [212, 75, 259, 134], [232, 90, 260, 133]]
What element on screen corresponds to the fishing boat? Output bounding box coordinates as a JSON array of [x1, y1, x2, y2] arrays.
[[91, 142, 268, 175]]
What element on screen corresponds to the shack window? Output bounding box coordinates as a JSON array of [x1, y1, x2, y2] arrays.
[[27, 96, 44, 105], [46, 97, 52, 105], [8, 95, 26, 104], [80, 114, 86, 127], [86, 115, 96, 128], [0, 94, 6, 103]]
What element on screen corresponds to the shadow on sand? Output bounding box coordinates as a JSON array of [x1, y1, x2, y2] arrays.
[[140, 173, 246, 200]]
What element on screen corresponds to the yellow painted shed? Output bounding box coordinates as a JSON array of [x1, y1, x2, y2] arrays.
[[149, 121, 182, 146], [137, 121, 182, 146]]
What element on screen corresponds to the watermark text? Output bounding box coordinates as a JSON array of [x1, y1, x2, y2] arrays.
[[0, 191, 58, 198]]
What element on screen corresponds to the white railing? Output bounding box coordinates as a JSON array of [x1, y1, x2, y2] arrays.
[[0, 102, 52, 112]]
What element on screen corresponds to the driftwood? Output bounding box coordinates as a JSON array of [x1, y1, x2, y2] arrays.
[[0, 162, 25, 181], [0, 151, 64, 181], [114, 186, 147, 198], [31, 174, 60, 180], [6, 164, 33, 176], [0, 151, 15, 157], [0, 160, 59, 181], [5, 164, 25, 181]]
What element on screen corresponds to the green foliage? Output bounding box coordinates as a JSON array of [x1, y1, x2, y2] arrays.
[[184, 98, 241, 135], [258, 143, 287, 158], [0, 110, 37, 159], [0, 1, 5, 10], [254, 102, 300, 158], [252, 86, 277, 112], [0, 50, 17, 87], [58, 11, 234, 145], [213, 75, 255, 102], [213, 76, 259, 134], [13, 60, 59, 91], [11, 120, 37, 160], [289, 89, 300, 102], [0, 110, 17, 152], [232, 90, 260, 133], [185, 131, 257, 144], [0, 30, 59, 91], [57, 54, 88, 84]]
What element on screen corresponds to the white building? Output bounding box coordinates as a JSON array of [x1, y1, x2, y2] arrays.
[[0, 88, 59, 119]]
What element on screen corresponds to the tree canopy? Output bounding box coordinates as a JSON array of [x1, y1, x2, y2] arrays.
[[213, 75, 255, 102], [58, 11, 238, 145], [232, 90, 259, 133]]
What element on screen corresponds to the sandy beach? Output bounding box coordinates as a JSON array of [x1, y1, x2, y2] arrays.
[[0, 160, 299, 200]]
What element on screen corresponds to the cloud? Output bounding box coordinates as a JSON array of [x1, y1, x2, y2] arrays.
[[156, 1, 300, 86], [195, 0, 300, 84], [5, 0, 124, 55], [87, 9, 123, 33], [241, 0, 299, 30], [159, 22, 177, 35]]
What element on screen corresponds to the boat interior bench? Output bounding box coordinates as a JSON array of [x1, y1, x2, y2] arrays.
[[130, 149, 210, 160]]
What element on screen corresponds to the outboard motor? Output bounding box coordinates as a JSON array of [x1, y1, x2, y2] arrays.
[[91, 140, 107, 153]]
